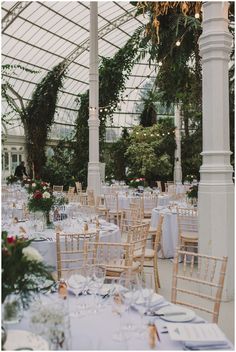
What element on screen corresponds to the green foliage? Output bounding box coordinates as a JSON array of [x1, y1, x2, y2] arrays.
[[23, 62, 66, 177], [41, 139, 78, 190], [103, 128, 130, 182], [2, 231, 54, 306], [6, 175, 18, 185], [186, 185, 198, 199], [139, 89, 158, 127], [73, 28, 145, 186], [125, 118, 176, 184]]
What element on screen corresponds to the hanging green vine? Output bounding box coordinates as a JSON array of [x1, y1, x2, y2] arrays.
[[73, 27, 146, 185], [23, 62, 66, 177]]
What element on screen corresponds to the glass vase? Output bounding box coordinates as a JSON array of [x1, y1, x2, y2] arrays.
[[3, 294, 23, 324]]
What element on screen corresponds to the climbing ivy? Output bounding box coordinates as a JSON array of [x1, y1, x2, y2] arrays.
[[73, 27, 146, 185], [23, 62, 66, 177]]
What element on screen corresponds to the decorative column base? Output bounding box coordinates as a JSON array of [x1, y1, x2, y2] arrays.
[[87, 162, 101, 196], [198, 153, 234, 301]]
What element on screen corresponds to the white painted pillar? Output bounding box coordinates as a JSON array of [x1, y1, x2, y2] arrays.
[[87, 1, 101, 196], [198, 2, 234, 300], [174, 104, 182, 184]]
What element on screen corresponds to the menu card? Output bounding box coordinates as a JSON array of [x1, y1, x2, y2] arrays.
[[167, 323, 226, 342]]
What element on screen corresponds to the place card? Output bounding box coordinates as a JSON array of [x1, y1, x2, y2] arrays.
[[167, 323, 226, 343]]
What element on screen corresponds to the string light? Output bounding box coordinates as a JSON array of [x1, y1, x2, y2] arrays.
[[195, 13, 200, 19], [158, 61, 163, 66], [176, 40, 181, 46]]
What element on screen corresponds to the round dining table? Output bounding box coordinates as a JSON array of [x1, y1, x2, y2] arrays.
[[2, 219, 121, 268], [4, 290, 232, 351]]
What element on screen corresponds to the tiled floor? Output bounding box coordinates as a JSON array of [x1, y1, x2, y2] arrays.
[[144, 258, 235, 344]]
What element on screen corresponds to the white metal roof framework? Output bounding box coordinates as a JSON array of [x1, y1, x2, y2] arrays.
[[2, 1, 158, 138]]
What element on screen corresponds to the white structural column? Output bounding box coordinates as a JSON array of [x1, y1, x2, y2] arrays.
[[198, 2, 234, 299], [174, 104, 182, 184], [87, 1, 101, 195]]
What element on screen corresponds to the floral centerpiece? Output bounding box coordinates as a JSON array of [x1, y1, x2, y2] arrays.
[[2, 231, 54, 308], [128, 177, 146, 189], [27, 179, 66, 225]]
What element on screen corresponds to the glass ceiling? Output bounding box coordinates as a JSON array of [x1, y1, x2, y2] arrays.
[[2, 1, 158, 138]]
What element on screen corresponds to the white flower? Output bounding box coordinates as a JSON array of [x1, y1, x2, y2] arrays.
[[32, 183, 36, 187], [22, 246, 43, 262], [43, 191, 50, 199], [43, 186, 47, 190]]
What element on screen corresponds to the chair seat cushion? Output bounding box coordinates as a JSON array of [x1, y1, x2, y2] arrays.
[[134, 248, 155, 258]]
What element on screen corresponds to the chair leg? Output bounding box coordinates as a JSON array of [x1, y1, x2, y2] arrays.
[[153, 256, 161, 292]]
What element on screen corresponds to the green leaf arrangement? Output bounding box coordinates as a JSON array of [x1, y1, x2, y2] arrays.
[[2, 231, 54, 307]]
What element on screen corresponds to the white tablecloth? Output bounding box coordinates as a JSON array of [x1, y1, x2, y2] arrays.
[[150, 207, 179, 258], [3, 220, 121, 268], [5, 293, 233, 351]]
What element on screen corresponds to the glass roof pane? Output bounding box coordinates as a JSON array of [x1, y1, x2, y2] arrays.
[[2, 1, 159, 131]]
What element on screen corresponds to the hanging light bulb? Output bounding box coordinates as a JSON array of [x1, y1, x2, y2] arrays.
[[195, 13, 200, 19], [158, 61, 163, 66], [176, 40, 181, 46]]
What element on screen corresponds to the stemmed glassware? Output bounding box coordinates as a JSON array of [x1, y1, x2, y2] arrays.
[[89, 265, 106, 313]]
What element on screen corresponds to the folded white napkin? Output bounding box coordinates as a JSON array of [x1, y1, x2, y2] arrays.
[[184, 341, 231, 350]]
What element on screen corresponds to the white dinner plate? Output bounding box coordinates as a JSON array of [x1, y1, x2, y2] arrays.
[[4, 330, 49, 350], [157, 305, 196, 322]]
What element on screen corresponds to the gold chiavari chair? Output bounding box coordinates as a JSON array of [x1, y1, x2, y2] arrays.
[[177, 207, 198, 251], [142, 194, 158, 219], [104, 193, 122, 226], [126, 223, 150, 278], [87, 189, 95, 206], [56, 230, 99, 280], [68, 186, 75, 194], [120, 207, 141, 235], [75, 181, 82, 194], [171, 248, 228, 323], [89, 237, 147, 280], [95, 196, 109, 220], [134, 215, 164, 292]]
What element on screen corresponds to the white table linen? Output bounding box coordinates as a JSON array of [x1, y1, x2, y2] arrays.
[[6, 292, 233, 351], [3, 220, 121, 268], [150, 207, 179, 258]]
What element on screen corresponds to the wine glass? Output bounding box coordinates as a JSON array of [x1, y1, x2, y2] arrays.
[[89, 265, 106, 313], [66, 268, 88, 316], [118, 271, 140, 333], [111, 279, 129, 342]]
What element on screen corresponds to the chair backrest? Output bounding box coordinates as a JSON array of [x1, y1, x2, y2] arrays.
[[177, 207, 198, 240], [53, 185, 63, 192], [104, 193, 119, 211], [56, 231, 99, 280], [79, 193, 88, 205], [87, 189, 95, 206], [143, 194, 158, 211], [89, 238, 147, 279], [127, 223, 149, 273], [130, 199, 144, 218], [120, 207, 142, 233], [171, 248, 228, 323], [68, 186, 75, 194], [154, 214, 164, 253], [75, 181, 82, 193]]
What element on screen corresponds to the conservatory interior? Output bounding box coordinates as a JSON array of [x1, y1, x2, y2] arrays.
[[1, 1, 235, 350]]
